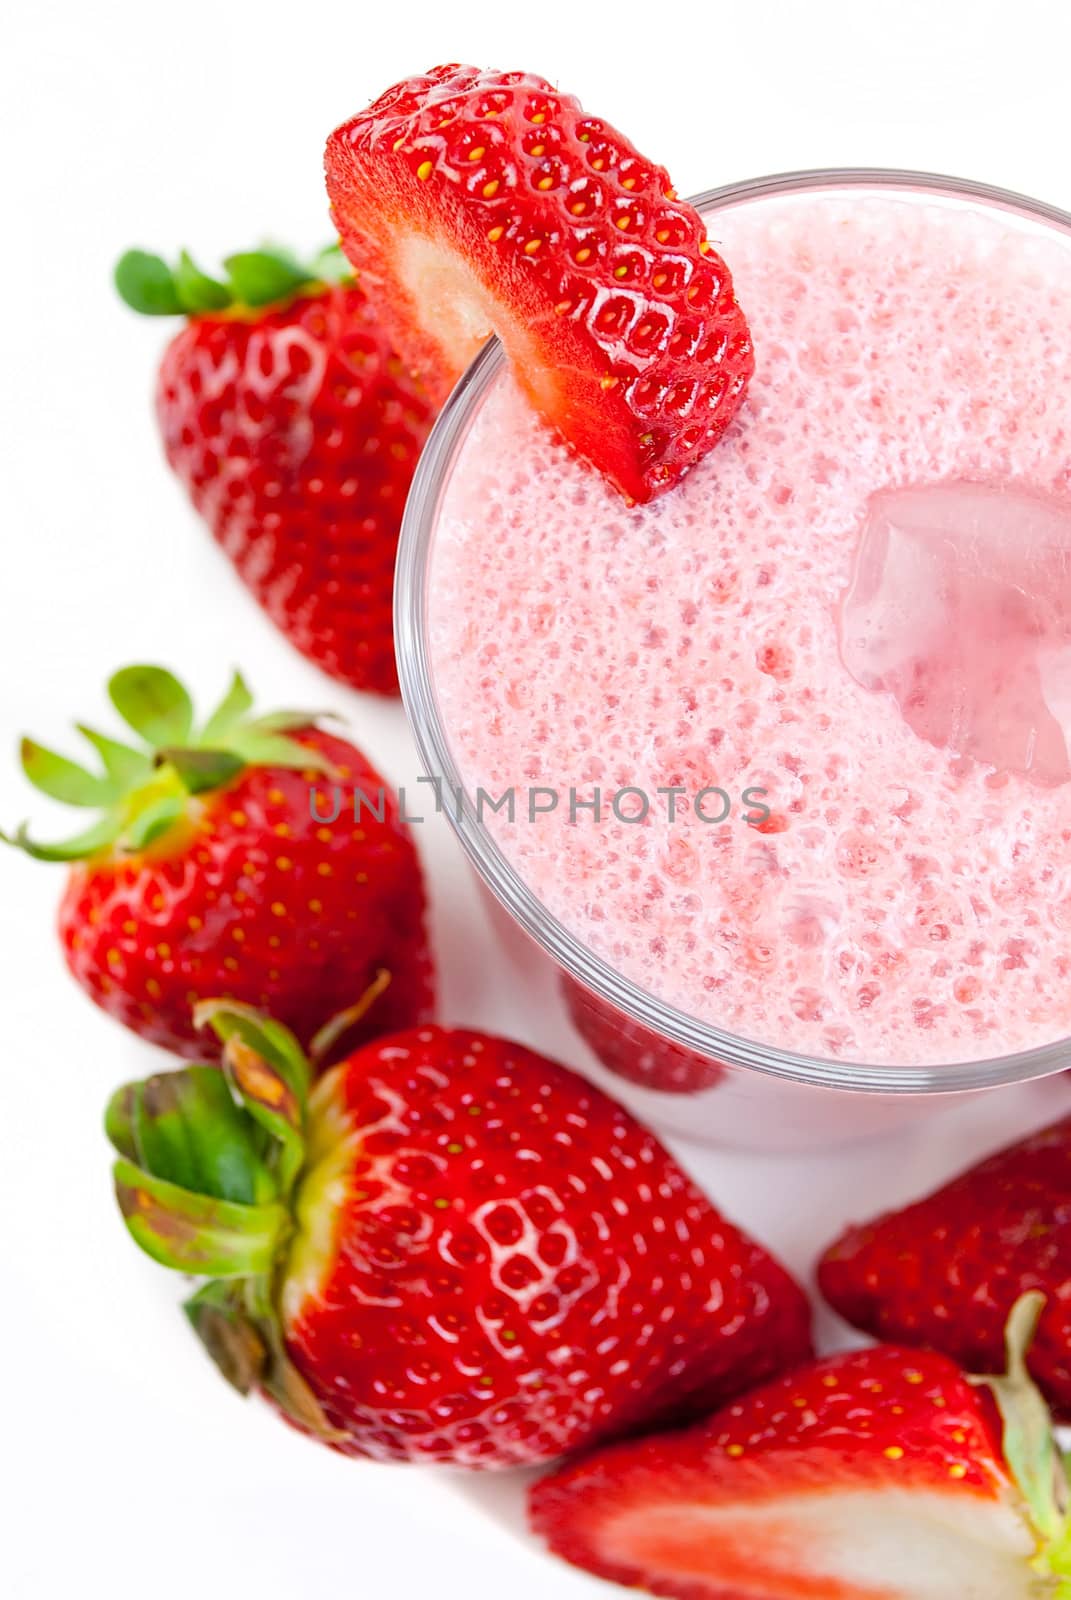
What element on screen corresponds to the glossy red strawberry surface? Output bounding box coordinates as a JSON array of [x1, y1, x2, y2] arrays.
[[530, 1345, 1045, 1598], [156, 283, 434, 694], [60, 726, 433, 1056], [325, 65, 754, 503], [819, 1114, 1071, 1419], [278, 1027, 812, 1466], [562, 976, 724, 1094]]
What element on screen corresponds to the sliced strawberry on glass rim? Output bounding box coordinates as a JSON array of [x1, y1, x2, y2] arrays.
[[324, 65, 754, 504]]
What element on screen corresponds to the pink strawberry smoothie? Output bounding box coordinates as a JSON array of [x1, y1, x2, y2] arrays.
[[427, 183, 1071, 1066]]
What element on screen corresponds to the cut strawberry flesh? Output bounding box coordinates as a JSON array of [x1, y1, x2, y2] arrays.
[[550, 1486, 1038, 1599], [325, 65, 754, 503], [530, 1345, 1051, 1599]]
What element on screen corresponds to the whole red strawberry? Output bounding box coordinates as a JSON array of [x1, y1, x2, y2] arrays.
[[107, 1007, 811, 1468], [5, 665, 433, 1056], [819, 1115, 1071, 1420], [325, 65, 754, 503], [115, 244, 435, 694], [531, 1297, 1071, 1598]]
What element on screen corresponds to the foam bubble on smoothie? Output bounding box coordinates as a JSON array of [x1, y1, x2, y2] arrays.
[[429, 190, 1071, 1065]]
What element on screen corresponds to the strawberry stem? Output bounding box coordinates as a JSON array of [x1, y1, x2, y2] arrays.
[[972, 1293, 1071, 1581], [308, 969, 393, 1066]]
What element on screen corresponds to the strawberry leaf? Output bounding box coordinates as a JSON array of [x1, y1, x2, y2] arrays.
[[254, 1308, 347, 1442], [6, 814, 122, 862], [253, 710, 338, 734], [117, 241, 345, 319], [199, 670, 255, 744], [113, 1157, 286, 1278], [223, 250, 315, 308], [311, 242, 353, 284], [184, 1282, 267, 1395], [222, 1036, 306, 1198], [107, 1068, 276, 1206], [161, 747, 245, 796], [226, 729, 335, 775], [196, 1000, 312, 1107], [105, 1041, 340, 1444], [114, 249, 184, 316], [195, 1001, 311, 1196], [20, 738, 116, 807], [184, 1279, 345, 1441], [174, 250, 232, 314], [108, 665, 194, 748], [12, 665, 343, 858], [104, 1083, 140, 1164], [75, 724, 152, 788], [122, 794, 186, 852]]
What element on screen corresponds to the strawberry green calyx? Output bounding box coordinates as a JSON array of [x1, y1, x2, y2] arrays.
[[193, 999, 312, 1195], [106, 1001, 343, 1440], [115, 242, 352, 317], [972, 1293, 1071, 1590], [4, 665, 336, 862]]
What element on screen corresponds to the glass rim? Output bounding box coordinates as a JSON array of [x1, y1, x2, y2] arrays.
[[395, 166, 1071, 1096]]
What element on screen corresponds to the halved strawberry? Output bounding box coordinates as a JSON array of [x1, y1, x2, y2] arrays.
[[531, 1297, 1071, 1599], [324, 65, 754, 503]]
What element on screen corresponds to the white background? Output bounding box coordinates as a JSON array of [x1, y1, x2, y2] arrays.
[[4, 2, 1071, 1595]]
